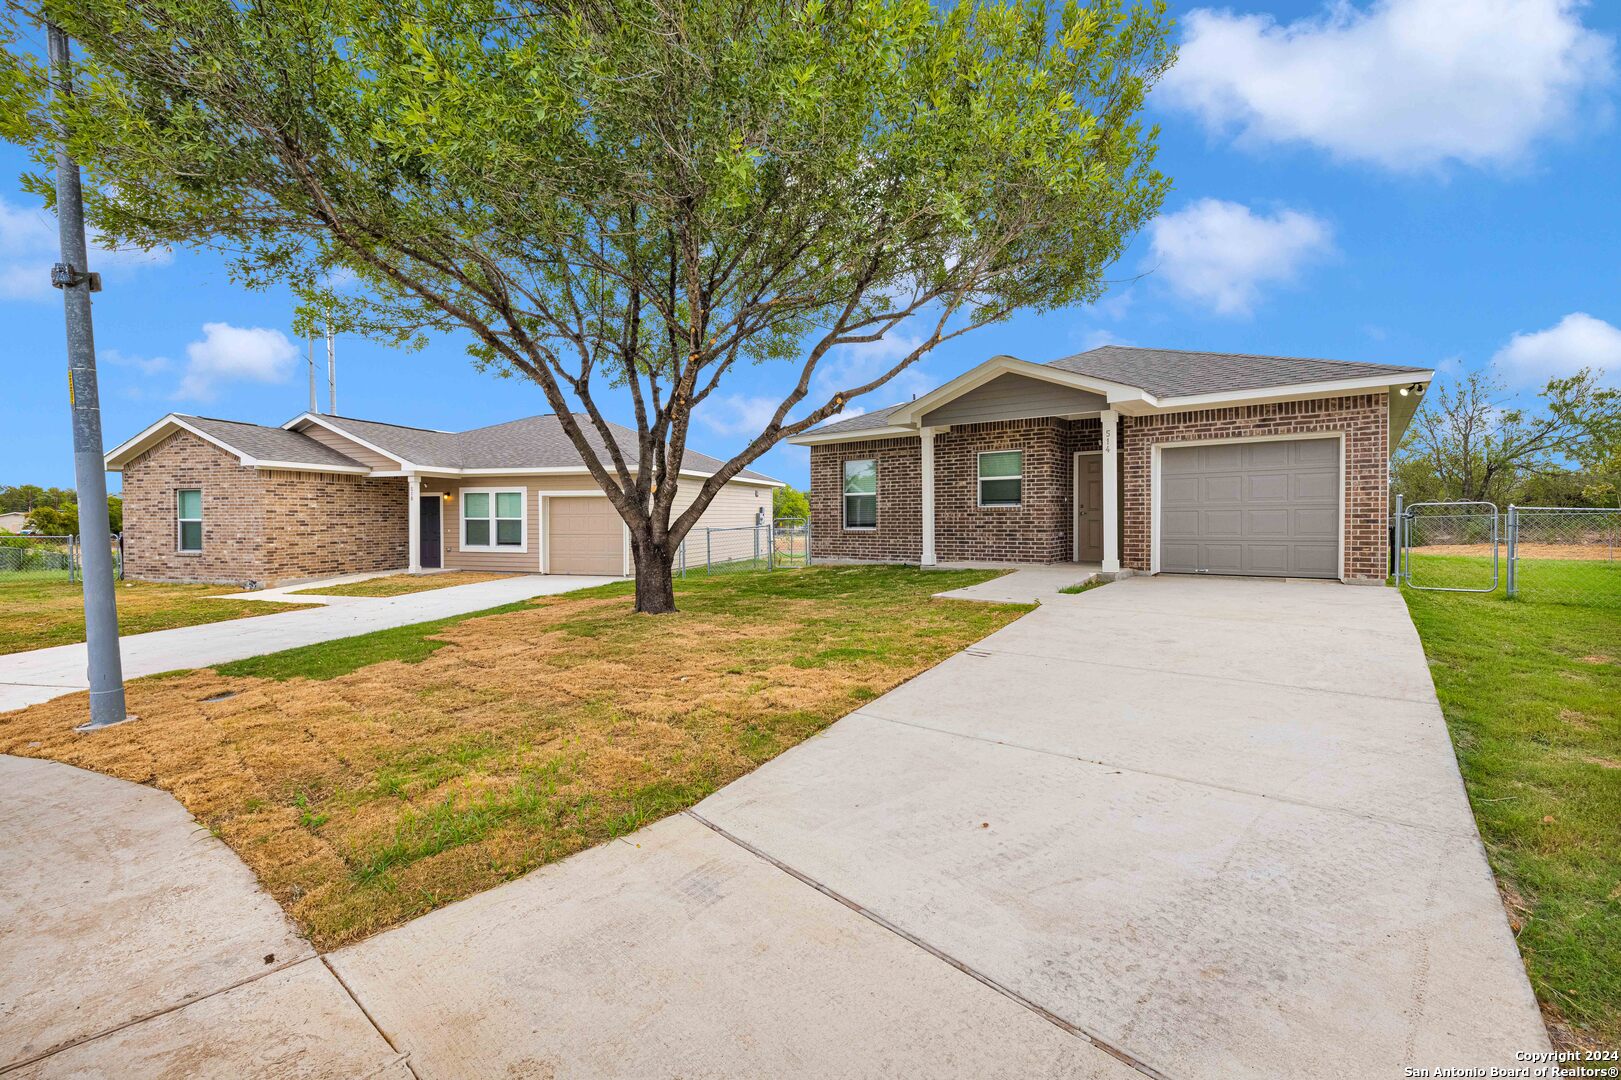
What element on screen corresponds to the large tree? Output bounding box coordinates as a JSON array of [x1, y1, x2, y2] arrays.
[[1, 0, 1174, 612], [1397, 367, 1619, 505]]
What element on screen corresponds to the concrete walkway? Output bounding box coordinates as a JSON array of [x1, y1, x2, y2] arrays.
[[933, 561, 1105, 604], [0, 573, 618, 713], [2, 575, 1550, 1078]]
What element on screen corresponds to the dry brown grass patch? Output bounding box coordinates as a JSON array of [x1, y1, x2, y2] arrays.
[[0, 568, 1022, 947]]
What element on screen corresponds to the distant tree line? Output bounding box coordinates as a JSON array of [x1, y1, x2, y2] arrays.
[[1395, 368, 1620, 509], [0, 486, 122, 535]]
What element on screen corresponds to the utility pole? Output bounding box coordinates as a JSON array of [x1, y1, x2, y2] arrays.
[[325, 322, 337, 414], [307, 332, 317, 413], [48, 23, 127, 730]]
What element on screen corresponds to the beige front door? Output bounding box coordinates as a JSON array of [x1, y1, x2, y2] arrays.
[[1074, 453, 1103, 562], [547, 497, 624, 576]]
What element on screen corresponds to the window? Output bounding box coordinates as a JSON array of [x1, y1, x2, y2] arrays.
[[462, 489, 526, 550], [176, 489, 202, 551], [843, 459, 877, 529], [978, 450, 1023, 507]]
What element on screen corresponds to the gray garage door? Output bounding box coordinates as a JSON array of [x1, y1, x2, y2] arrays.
[[1160, 438, 1339, 579]]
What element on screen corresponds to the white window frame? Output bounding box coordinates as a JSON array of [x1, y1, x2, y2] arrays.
[[460, 487, 528, 553], [842, 458, 878, 531], [977, 449, 1024, 508], [176, 488, 203, 552]]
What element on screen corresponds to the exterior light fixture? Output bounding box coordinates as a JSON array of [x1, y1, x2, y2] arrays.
[[1400, 382, 1427, 397]]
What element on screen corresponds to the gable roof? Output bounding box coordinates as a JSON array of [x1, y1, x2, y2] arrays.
[[181, 416, 371, 470], [792, 345, 1433, 443], [108, 410, 780, 485], [1043, 345, 1428, 399], [103, 414, 373, 473], [303, 413, 776, 482]]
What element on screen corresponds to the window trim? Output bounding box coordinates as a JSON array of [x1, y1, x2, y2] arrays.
[[460, 486, 528, 553], [176, 488, 203, 553], [842, 458, 878, 531], [977, 449, 1024, 509]]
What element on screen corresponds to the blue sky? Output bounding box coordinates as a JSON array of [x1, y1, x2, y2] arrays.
[[3, 0, 1619, 493]]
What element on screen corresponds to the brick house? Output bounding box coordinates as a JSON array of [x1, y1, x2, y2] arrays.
[[789, 346, 1433, 585], [106, 412, 779, 588]]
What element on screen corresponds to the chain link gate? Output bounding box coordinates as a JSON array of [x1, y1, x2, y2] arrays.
[[1397, 500, 1500, 592]]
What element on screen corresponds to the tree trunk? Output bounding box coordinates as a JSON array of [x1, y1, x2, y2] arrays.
[[630, 529, 678, 614]]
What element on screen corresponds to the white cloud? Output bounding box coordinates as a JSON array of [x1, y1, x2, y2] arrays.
[[1492, 312, 1621, 387], [175, 323, 299, 401], [0, 197, 172, 302], [699, 393, 782, 437], [1147, 198, 1334, 316], [1161, 0, 1615, 172]]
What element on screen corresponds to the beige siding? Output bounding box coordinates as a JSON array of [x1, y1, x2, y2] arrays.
[[297, 422, 406, 470], [920, 373, 1105, 428]]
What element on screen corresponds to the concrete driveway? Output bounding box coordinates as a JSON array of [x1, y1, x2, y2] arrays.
[[0, 573, 618, 713], [2, 574, 1549, 1078]]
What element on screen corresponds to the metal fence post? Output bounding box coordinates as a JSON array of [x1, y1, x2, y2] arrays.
[[1392, 494, 1402, 582], [705, 529, 711, 573], [754, 525, 760, 568], [767, 522, 774, 571], [1505, 505, 1517, 598]]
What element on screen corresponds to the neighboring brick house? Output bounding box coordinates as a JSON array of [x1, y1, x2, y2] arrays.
[[790, 346, 1432, 585], [107, 412, 780, 588]]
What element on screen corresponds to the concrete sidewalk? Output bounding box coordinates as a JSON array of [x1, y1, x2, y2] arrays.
[[0, 573, 618, 713], [0, 756, 408, 1078]]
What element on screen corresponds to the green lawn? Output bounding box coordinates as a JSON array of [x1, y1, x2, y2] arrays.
[[1399, 563, 1620, 1049], [0, 576, 304, 654]]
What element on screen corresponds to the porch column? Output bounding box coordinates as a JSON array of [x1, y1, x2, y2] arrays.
[[1100, 410, 1120, 573], [407, 474, 421, 573], [920, 426, 937, 566]]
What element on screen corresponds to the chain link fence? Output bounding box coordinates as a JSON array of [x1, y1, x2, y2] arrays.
[[1396, 498, 1619, 606], [0, 534, 123, 583], [1506, 507, 1621, 605], [677, 520, 809, 577]]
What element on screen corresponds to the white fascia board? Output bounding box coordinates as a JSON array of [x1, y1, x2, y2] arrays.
[[285, 413, 415, 471], [253, 460, 373, 475], [1147, 372, 1435, 413], [785, 425, 918, 446]]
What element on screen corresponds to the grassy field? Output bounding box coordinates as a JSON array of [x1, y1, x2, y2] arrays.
[[291, 571, 513, 598], [0, 566, 1026, 948], [1399, 560, 1620, 1049], [0, 577, 303, 655]]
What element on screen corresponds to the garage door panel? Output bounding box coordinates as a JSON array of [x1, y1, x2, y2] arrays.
[[548, 498, 623, 576], [1294, 545, 1338, 575], [1245, 441, 1291, 468], [1246, 509, 1290, 536], [1160, 541, 1200, 573], [1247, 472, 1291, 501], [1246, 544, 1291, 574], [1294, 438, 1338, 465], [1203, 544, 1244, 573], [1159, 438, 1339, 579], [1203, 475, 1243, 502]]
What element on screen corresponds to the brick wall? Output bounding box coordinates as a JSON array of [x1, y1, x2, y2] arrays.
[[809, 436, 922, 562], [1119, 395, 1389, 582], [122, 429, 408, 587], [934, 418, 1073, 562]]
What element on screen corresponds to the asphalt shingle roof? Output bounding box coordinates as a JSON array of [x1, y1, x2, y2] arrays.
[[312, 413, 778, 481], [799, 345, 1429, 436], [179, 416, 368, 470], [1043, 345, 1429, 398]]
